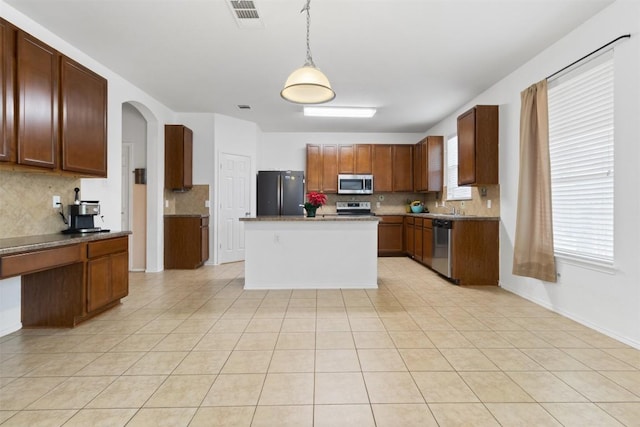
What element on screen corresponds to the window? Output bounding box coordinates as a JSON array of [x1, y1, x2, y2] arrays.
[[548, 52, 614, 264], [446, 135, 472, 200]]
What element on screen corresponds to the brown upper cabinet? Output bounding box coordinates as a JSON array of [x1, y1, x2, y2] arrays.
[[338, 144, 354, 174], [60, 56, 108, 176], [427, 136, 443, 192], [1, 18, 108, 177], [0, 19, 15, 163], [414, 136, 443, 192], [372, 144, 393, 192], [305, 144, 338, 193], [392, 144, 413, 192], [306, 144, 322, 192], [338, 144, 373, 174], [355, 144, 372, 174], [165, 124, 193, 191], [322, 144, 338, 193], [16, 30, 59, 169], [457, 105, 499, 186]]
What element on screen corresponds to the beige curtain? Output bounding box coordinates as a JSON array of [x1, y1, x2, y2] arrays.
[[512, 80, 557, 282]]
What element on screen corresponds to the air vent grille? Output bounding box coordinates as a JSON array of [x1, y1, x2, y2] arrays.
[[228, 1, 262, 27]]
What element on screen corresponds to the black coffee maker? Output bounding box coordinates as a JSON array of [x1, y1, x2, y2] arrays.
[[61, 188, 107, 234]]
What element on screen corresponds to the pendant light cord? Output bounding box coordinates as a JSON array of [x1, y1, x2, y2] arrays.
[[301, 0, 315, 67]]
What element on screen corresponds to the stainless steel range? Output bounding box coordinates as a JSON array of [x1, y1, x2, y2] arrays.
[[336, 201, 372, 216]]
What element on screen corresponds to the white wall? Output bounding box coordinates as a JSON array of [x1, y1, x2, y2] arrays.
[[122, 103, 147, 170], [1, 1, 178, 272], [426, 0, 640, 348], [258, 133, 423, 171]]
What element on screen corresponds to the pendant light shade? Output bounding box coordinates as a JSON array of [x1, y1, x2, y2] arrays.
[[281, 0, 335, 104], [281, 65, 335, 104]]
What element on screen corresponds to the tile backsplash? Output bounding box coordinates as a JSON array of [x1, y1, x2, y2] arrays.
[[164, 185, 210, 216], [0, 171, 80, 238], [316, 185, 500, 217]]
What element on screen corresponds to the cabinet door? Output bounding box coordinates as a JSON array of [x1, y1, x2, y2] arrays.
[[457, 108, 476, 185], [338, 144, 355, 174], [60, 56, 107, 176], [306, 144, 322, 192], [0, 19, 15, 163], [16, 31, 58, 169], [413, 141, 423, 191], [164, 216, 204, 269], [355, 144, 372, 174], [322, 144, 338, 193], [378, 216, 404, 256], [110, 251, 129, 300], [405, 219, 415, 257], [414, 219, 423, 262], [427, 136, 443, 192], [423, 224, 433, 267], [165, 125, 193, 190], [392, 145, 413, 192], [372, 144, 393, 192], [87, 256, 111, 312], [201, 225, 209, 263]]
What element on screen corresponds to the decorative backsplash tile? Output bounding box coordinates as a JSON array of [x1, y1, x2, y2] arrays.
[[163, 185, 210, 216], [0, 171, 80, 238], [316, 186, 500, 217]]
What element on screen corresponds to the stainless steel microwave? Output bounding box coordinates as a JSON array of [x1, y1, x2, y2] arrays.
[[338, 174, 374, 194]]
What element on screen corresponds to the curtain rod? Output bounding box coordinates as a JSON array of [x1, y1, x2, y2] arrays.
[[547, 34, 631, 80]]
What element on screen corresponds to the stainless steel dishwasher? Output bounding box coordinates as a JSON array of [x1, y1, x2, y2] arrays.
[[432, 218, 453, 279]]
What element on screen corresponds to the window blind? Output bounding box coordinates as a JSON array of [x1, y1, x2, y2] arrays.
[[446, 136, 472, 200], [548, 52, 614, 264]]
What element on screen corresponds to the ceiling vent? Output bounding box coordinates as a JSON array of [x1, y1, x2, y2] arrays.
[[227, 1, 263, 28]]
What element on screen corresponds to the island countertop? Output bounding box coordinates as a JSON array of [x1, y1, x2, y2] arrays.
[[240, 215, 381, 222]]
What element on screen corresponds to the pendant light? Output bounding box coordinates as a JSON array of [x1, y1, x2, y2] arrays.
[[281, 0, 335, 104]]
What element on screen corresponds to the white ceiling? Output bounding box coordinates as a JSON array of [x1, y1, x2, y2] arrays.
[[6, 0, 613, 133]]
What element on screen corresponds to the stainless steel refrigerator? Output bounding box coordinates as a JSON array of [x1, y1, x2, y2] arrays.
[[257, 171, 305, 216]]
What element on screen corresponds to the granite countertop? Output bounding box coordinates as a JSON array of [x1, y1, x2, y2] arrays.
[[241, 215, 381, 222], [0, 231, 131, 256]]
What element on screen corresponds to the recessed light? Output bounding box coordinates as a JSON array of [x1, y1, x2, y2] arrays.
[[303, 106, 377, 118]]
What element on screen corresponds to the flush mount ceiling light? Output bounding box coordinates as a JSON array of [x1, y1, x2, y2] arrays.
[[281, 0, 335, 104], [304, 106, 377, 118]]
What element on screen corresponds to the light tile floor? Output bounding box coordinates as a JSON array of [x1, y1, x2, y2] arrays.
[[1, 257, 639, 426]]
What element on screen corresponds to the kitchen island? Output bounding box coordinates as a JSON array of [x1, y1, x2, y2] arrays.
[[240, 216, 380, 289]]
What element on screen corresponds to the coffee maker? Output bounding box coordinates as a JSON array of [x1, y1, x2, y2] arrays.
[[61, 188, 107, 234]]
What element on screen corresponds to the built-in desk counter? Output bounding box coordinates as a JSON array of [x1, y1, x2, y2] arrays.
[[0, 232, 131, 331], [240, 216, 380, 290]]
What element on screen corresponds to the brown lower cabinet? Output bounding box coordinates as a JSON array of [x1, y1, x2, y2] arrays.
[[403, 215, 498, 285], [451, 220, 499, 286], [164, 215, 209, 269], [8, 235, 130, 328], [377, 215, 404, 256], [87, 238, 129, 312]]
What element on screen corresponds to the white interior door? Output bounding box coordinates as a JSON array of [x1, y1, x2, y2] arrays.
[[219, 153, 251, 263]]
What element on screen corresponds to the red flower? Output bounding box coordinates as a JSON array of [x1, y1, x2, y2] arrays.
[[305, 192, 327, 208]]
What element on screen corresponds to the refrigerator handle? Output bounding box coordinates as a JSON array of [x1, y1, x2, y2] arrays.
[[277, 174, 282, 215]]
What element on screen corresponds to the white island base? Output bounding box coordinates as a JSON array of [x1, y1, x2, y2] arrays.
[[241, 216, 380, 289]]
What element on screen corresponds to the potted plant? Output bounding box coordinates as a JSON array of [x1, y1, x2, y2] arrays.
[[304, 192, 327, 217]]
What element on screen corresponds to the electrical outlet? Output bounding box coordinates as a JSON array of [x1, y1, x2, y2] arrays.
[[165, 200, 169, 208], [205, 200, 210, 208], [376, 201, 381, 208], [487, 200, 492, 209], [460, 201, 465, 208], [52, 195, 61, 208]]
